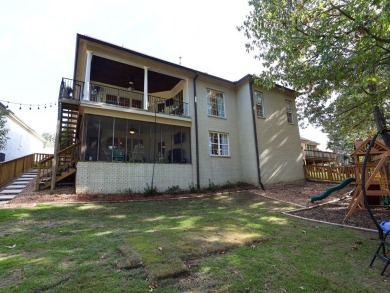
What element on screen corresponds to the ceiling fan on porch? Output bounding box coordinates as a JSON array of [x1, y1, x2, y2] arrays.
[[128, 78, 135, 92], [126, 74, 142, 92]]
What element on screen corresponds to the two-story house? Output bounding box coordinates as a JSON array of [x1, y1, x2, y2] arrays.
[[41, 34, 304, 193]]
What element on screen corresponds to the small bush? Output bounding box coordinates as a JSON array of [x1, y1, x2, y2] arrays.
[[207, 180, 220, 191], [123, 188, 133, 195], [165, 185, 181, 194], [143, 184, 158, 196], [221, 181, 235, 189], [188, 184, 199, 193]]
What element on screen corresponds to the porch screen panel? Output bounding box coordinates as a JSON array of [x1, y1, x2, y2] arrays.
[[83, 114, 191, 164], [99, 116, 114, 161], [113, 118, 127, 161], [127, 121, 146, 162], [85, 114, 101, 161]]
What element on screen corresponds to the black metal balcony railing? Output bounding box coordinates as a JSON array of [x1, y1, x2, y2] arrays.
[[59, 78, 189, 117]]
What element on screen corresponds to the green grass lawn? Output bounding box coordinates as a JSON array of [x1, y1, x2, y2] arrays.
[[0, 192, 388, 292]]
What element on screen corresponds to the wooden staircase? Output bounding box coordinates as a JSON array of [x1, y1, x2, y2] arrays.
[[60, 104, 79, 149], [35, 103, 81, 191]]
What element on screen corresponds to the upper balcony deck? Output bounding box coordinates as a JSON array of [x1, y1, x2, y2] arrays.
[[59, 78, 189, 118], [303, 149, 338, 164]]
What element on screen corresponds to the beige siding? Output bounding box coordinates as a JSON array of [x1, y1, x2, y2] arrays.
[[236, 84, 258, 184], [254, 87, 304, 184], [195, 80, 243, 187]]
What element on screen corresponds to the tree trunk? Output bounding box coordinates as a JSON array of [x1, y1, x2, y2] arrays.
[[373, 105, 390, 147]]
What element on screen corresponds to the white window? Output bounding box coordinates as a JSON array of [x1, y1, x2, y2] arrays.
[[255, 91, 265, 118], [209, 132, 230, 156], [285, 100, 294, 124], [207, 89, 225, 117]]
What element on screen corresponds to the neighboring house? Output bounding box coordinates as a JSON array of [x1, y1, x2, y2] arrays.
[[300, 137, 338, 165], [0, 103, 46, 162], [48, 34, 304, 193]]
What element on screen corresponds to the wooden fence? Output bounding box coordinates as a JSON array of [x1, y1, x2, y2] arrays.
[[304, 165, 355, 183], [0, 153, 52, 187]]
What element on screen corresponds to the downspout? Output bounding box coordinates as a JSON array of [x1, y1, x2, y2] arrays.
[[249, 80, 265, 190], [193, 73, 200, 189]]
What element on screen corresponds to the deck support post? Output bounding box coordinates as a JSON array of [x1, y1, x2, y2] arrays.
[[143, 67, 148, 110], [82, 50, 93, 101]]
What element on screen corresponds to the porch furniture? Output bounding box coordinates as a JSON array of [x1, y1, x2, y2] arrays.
[[130, 143, 144, 162], [168, 149, 185, 163]]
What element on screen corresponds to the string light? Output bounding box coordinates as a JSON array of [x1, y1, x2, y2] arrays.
[[0, 99, 56, 111]]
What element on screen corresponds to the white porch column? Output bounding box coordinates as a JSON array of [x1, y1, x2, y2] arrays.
[[83, 50, 93, 101], [143, 66, 148, 110]]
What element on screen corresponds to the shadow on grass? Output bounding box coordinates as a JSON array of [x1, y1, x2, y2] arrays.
[[0, 192, 386, 292]]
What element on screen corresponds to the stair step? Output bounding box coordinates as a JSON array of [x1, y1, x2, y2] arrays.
[[0, 195, 17, 200], [13, 181, 31, 185], [0, 189, 23, 194], [6, 185, 27, 189]]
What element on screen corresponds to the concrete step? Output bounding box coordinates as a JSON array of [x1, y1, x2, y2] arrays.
[[0, 189, 23, 194], [0, 195, 17, 200], [13, 181, 31, 185], [6, 185, 26, 189], [17, 177, 35, 181]]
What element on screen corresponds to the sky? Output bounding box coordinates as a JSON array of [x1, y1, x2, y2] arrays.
[[0, 0, 329, 150]]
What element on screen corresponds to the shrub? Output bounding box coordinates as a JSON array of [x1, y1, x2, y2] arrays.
[[207, 180, 220, 191], [123, 188, 133, 195], [143, 184, 158, 196], [165, 185, 181, 194]]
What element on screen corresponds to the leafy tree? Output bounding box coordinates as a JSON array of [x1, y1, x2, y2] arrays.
[[239, 0, 390, 148], [41, 132, 55, 148], [0, 112, 9, 151]]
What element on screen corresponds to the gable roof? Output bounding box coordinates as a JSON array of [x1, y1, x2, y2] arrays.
[[352, 136, 389, 157], [300, 137, 319, 146]]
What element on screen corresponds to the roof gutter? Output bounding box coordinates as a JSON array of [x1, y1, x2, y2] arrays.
[[193, 73, 200, 188], [249, 80, 265, 190]]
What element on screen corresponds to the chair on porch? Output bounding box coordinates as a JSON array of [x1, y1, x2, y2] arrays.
[[362, 131, 390, 275], [130, 143, 144, 162]]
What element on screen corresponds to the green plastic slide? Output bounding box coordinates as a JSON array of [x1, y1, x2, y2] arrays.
[[310, 177, 355, 203]]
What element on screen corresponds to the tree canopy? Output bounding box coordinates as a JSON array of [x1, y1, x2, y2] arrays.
[[0, 113, 9, 151], [41, 132, 55, 148], [239, 0, 390, 148]]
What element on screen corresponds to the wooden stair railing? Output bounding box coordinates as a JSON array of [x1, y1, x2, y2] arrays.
[[35, 142, 81, 191]]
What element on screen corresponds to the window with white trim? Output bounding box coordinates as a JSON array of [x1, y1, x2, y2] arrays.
[[255, 91, 265, 118], [285, 100, 294, 124], [209, 132, 230, 156], [207, 89, 225, 117]]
